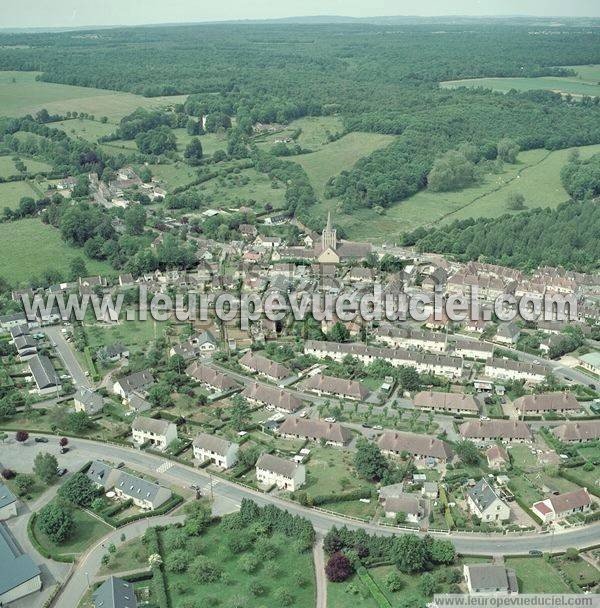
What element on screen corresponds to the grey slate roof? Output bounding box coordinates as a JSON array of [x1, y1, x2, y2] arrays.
[[113, 471, 172, 508], [466, 564, 518, 593], [75, 387, 104, 412], [93, 575, 138, 608], [29, 354, 60, 389], [193, 432, 234, 457], [256, 453, 300, 479], [0, 483, 17, 510], [0, 524, 40, 597], [468, 478, 500, 512], [87, 460, 117, 490]]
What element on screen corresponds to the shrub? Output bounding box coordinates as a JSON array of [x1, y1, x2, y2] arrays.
[[326, 552, 354, 582], [189, 556, 223, 583]]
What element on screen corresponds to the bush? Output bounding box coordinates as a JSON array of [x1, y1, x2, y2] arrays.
[[326, 552, 354, 582], [189, 556, 223, 583], [165, 549, 190, 573]]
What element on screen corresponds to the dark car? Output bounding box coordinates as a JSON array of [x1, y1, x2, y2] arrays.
[[57, 467, 67, 477], [529, 549, 543, 556], [34, 437, 49, 443], [361, 423, 372, 428], [116, 462, 125, 469], [60, 446, 69, 454]]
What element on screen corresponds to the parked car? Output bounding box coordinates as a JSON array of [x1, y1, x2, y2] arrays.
[[57, 468, 67, 477], [116, 462, 125, 469], [60, 446, 69, 454], [324, 417, 336, 423], [34, 437, 48, 443], [529, 549, 543, 556]]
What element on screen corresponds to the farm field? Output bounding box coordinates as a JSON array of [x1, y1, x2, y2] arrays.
[[0, 155, 53, 178], [0, 179, 40, 209], [505, 557, 570, 593], [310, 143, 600, 243], [0, 217, 113, 285], [294, 131, 396, 197], [441, 64, 600, 98], [0, 71, 187, 122]]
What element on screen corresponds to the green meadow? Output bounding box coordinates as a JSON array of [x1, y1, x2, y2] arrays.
[[0, 71, 187, 123]]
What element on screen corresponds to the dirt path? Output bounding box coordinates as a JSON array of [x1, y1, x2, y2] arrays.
[[313, 535, 327, 608]]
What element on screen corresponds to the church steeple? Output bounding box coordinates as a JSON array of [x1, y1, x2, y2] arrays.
[[322, 212, 337, 250]]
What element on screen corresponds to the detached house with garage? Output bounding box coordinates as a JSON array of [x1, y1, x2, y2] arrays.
[[532, 488, 592, 523], [467, 478, 510, 523], [131, 417, 177, 450], [74, 387, 104, 415], [113, 370, 155, 399], [464, 564, 518, 595], [256, 453, 305, 491], [193, 433, 239, 469]]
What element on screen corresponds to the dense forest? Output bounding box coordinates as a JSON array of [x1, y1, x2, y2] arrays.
[[2, 22, 600, 218]]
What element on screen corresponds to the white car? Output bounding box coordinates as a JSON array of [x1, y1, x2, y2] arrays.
[[324, 417, 336, 423]]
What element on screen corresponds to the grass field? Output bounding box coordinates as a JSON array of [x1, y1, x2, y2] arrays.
[[255, 116, 345, 151], [441, 65, 600, 98], [33, 503, 112, 557], [0, 179, 40, 209], [159, 525, 315, 608], [0, 71, 187, 123], [505, 557, 570, 593], [310, 143, 600, 243], [0, 155, 53, 179], [295, 131, 396, 197], [48, 118, 116, 142], [0, 217, 113, 285], [98, 537, 148, 575]]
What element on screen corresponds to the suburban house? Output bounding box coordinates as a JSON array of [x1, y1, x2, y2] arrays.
[[277, 417, 353, 447], [255, 453, 305, 491], [74, 387, 104, 415], [112, 471, 173, 510], [413, 391, 480, 415], [28, 354, 61, 395], [373, 325, 447, 353], [382, 493, 425, 522], [552, 421, 600, 443], [459, 420, 532, 444], [93, 576, 138, 608], [185, 362, 240, 393], [304, 340, 463, 380], [302, 373, 370, 401], [532, 488, 592, 523], [131, 417, 177, 450], [239, 351, 291, 382], [170, 331, 218, 359], [0, 524, 42, 605], [467, 478, 510, 523], [513, 392, 581, 416], [127, 391, 152, 413], [377, 430, 453, 463], [451, 339, 494, 361], [113, 371, 155, 399], [0, 483, 18, 520], [193, 433, 239, 469], [495, 322, 521, 345], [242, 382, 302, 413], [484, 359, 547, 384], [99, 343, 130, 362], [463, 564, 518, 595], [486, 445, 510, 470], [86, 461, 172, 510], [13, 335, 38, 361], [579, 352, 600, 376]]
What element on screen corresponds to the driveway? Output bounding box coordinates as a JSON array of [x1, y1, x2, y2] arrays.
[[42, 325, 91, 388]]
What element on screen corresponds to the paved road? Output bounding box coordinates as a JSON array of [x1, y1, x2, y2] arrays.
[[42, 325, 91, 388]]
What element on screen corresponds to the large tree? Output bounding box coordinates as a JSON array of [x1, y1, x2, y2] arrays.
[[37, 500, 74, 543], [354, 438, 388, 481], [34, 452, 58, 485], [58, 472, 97, 507]]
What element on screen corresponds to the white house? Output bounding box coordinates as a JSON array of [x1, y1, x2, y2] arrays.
[[466, 478, 510, 523], [131, 417, 177, 450], [255, 453, 305, 491], [532, 488, 591, 523], [464, 564, 518, 595], [193, 433, 239, 469], [113, 371, 154, 399]]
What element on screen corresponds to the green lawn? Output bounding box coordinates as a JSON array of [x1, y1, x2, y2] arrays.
[[0, 71, 187, 123], [441, 64, 600, 98], [295, 131, 395, 198], [553, 556, 600, 588], [0, 180, 40, 209], [304, 446, 372, 499], [0, 217, 113, 285], [98, 537, 149, 575], [34, 504, 112, 557], [328, 573, 378, 608], [160, 524, 316, 608], [509, 444, 539, 470], [505, 557, 570, 593], [310, 143, 600, 243], [4, 475, 46, 502], [172, 129, 228, 157], [0, 156, 52, 179], [508, 474, 544, 506]]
